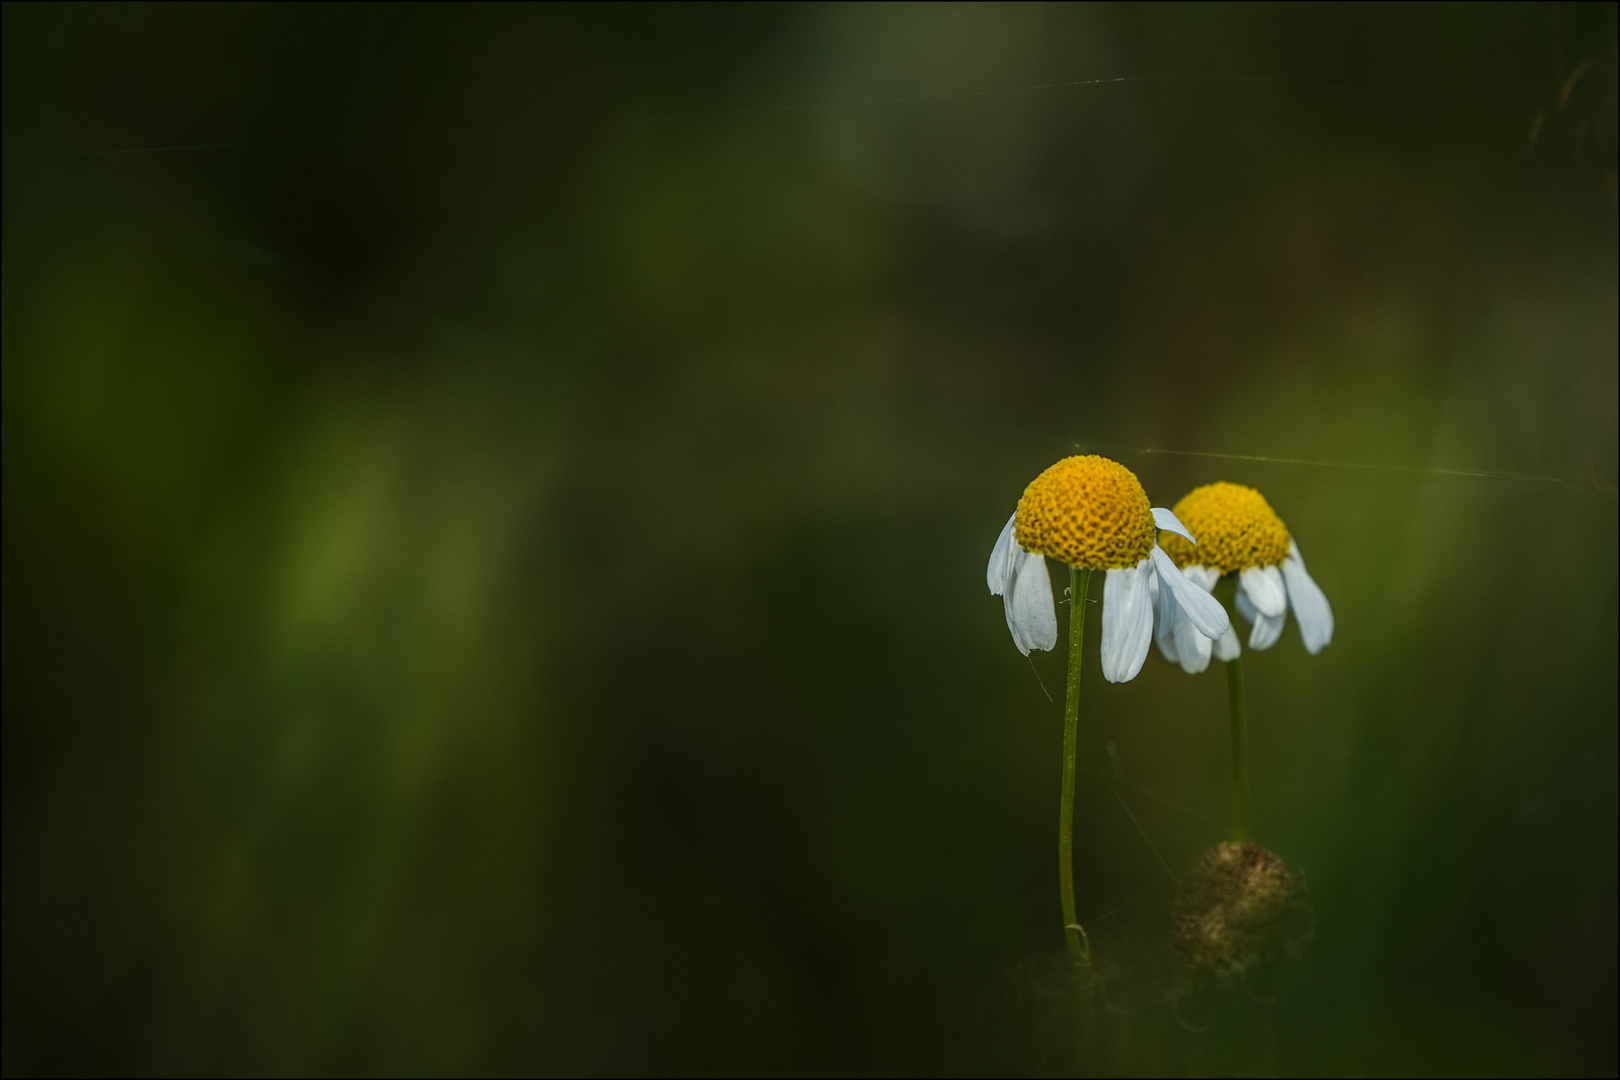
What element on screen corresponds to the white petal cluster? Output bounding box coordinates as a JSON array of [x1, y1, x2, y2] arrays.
[[1154, 537, 1333, 673], [987, 509, 1232, 682], [986, 513, 1057, 656]]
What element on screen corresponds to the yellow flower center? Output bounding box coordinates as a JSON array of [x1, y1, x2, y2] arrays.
[[1158, 482, 1288, 573], [1014, 455, 1155, 570]]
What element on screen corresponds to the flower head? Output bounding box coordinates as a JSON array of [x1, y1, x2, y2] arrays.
[[987, 456, 1231, 682], [1172, 841, 1312, 977], [1014, 456, 1156, 570], [1153, 481, 1334, 673], [1157, 482, 1288, 574]]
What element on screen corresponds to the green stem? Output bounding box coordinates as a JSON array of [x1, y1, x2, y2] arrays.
[[1226, 649, 1251, 844], [1060, 565, 1093, 968]]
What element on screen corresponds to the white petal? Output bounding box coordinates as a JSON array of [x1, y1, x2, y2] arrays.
[[1151, 566, 1180, 664], [1234, 587, 1258, 625], [1149, 546, 1231, 640], [1247, 609, 1286, 651], [1282, 537, 1334, 654], [1180, 564, 1222, 593], [1100, 560, 1155, 683], [987, 512, 1018, 595], [1168, 563, 1217, 673], [1172, 598, 1214, 673], [1233, 577, 1285, 649], [1151, 507, 1198, 546], [1239, 565, 1287, 618], [1004, 549, 1058, 655], [1212, 626, 1242, 661]]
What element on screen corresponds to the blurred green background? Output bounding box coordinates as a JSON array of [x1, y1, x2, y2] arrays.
[[3, 4, 1615, 1075]]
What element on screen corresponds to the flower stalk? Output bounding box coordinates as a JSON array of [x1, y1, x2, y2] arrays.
[[1225, 650, 1251, 844], [1216, 576, 1252, 843], [1060, 565, 1093, 968]]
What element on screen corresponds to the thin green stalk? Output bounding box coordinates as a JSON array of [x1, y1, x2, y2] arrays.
[[1060, 565, 1093, 968], [1225, 648, 1251, 844]]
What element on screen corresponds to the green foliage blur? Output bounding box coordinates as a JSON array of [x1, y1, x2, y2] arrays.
[[3, 4, 1615, 1075]]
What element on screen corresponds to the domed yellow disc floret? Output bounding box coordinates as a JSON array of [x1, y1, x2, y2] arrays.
[[1159, 482, 1288, 573], [1014, 455, 1156, 570]]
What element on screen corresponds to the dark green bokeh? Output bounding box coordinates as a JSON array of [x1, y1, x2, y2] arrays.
[[3, 4, 1615, 1074]]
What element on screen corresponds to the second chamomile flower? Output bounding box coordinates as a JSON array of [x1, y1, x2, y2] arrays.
[[1154, 482, 1334, 673]]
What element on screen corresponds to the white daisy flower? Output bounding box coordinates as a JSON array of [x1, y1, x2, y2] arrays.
[[1153, 482, 1334, 674], [986, 455, 1231, 683]]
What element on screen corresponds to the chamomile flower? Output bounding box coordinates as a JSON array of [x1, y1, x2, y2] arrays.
[[1154, 482, 1333, 673], [986, 455, 1231, 683]]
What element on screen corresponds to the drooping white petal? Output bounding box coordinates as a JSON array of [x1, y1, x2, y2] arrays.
[[1004, 548, 1058, 655], [1247, 609, 1286, 650], [1179, 564, 1222, 593], [1212, 626, 1242, 661], [1281, 536, 1334, 654], [1151, 507, 1199, 547], [1239, 565, 1287, 618], [1151, 566, 1180, 665], [1149, 546, 1231, 640], [1168, 563, 1218, 673], [1173, 603, 1214, 673], [987, 512, 1019, 595], [1100, 559, 1155, 683], [1232, 582, 1285, 650]]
